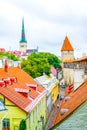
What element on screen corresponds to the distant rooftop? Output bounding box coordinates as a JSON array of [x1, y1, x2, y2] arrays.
[[54, 101, 87, 130], [53, 80, 87, 128]]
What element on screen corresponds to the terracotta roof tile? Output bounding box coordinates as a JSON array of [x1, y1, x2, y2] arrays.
[[61, 36, 74, 51], [0, 87, 31, 113], [0, 67, 44, 92], [53, 81, 87, 126], [75, 55, 87, 62], [0, 67, 45, 113]]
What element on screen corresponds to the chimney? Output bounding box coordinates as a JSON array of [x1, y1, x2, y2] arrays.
[[17, 63, 21, 68], [4, 60, 8, 72]]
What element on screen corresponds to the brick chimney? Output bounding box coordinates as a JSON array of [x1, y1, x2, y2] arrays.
[[4, 59, 8, 72]]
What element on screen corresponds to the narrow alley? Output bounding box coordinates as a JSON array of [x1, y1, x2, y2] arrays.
[[44, 87, 66, 130]]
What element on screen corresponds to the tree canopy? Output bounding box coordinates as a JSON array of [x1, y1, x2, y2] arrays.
[[19, 119, 26, 130], [21, 52, 61, 78], [0, 51, 19, 61]]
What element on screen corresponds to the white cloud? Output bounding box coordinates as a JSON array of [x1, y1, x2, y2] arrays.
[[0, 0, 87, 58]]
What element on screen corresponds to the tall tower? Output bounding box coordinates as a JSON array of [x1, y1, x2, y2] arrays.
[[61, 36, 74, 62], [61, 36, 74, 85], [19, 17, 27, 54]]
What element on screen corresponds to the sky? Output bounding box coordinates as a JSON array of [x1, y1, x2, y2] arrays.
[[0, 0, 87, 58]]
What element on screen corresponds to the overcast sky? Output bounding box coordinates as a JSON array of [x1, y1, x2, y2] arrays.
[[0, 0, 87, 58]]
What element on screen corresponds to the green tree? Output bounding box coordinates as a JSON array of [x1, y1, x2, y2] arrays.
[[21, 56, 51, 78], [21, 52, 61, 78], [38, 52, 61, 68], [28, 52, 61, 68], [0, 51, 19, 61], [19, 119, 26, 130]]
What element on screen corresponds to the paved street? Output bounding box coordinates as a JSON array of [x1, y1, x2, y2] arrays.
[[44, 86, 66, 130]]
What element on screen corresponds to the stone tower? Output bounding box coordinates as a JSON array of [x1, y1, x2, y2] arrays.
[[61, 36, 74, 85], [61, 36, 74, 62]]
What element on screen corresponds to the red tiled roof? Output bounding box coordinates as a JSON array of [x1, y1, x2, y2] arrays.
[[0, 67, 45, 113], [0, 87, 31, 113], [61, 36, 74, 51], [0, 67, 44, 92], [0, 48, 5, 52], [53, 81, 87, 126]]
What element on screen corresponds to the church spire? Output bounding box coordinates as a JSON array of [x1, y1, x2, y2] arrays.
[[20, 17, 27, 43]]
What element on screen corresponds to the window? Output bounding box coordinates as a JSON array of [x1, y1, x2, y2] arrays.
[[20, 45, 24, 47], [2, 118, 10, 130], [0, 98, 4, 104]]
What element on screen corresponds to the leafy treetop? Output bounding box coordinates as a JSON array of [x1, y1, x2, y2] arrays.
[[21, 52, 61, 78], [0, 51, 19, 61]]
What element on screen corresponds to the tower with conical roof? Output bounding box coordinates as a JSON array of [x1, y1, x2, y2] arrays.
[[19, 17, 27, 54], [61, 36, 74, 85], [61, 36, 74, 62]]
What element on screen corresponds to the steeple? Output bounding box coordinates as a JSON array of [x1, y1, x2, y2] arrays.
[[20, 17, 27, 43]]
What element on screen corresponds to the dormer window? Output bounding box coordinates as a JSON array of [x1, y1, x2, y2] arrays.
[[10, 77, 17, 83], [0, 80, 6, 87], [2, 78, 12, 85], [26, 83, 37, 90]]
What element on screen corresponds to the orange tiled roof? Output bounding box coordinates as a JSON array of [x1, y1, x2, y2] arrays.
[[0, 67, 45, 113], [0, 87, 31, 113], [0, 67, 44, 92], [61, 36, 74, 51], [53, 80, 87, 127], [75, 55, 87, 62]]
